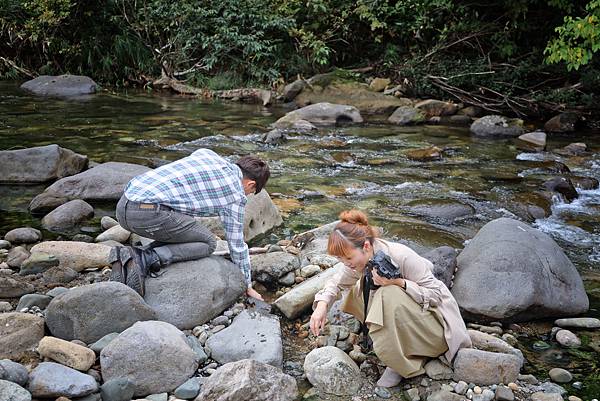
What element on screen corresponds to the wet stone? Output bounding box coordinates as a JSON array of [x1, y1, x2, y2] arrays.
[[548, 368, 572, 383], [374, 386, 392, 399]]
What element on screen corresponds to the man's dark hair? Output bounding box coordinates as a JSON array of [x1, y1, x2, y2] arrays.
[[236, 155, 270, 194]]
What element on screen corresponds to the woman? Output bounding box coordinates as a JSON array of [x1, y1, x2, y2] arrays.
[[310, 210, 471, 387]]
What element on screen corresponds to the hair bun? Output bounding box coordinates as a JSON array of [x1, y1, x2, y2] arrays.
[[339, 209, 369, 226]]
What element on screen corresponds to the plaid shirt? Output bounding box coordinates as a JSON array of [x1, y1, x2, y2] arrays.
[[124, 148, 251, 286]]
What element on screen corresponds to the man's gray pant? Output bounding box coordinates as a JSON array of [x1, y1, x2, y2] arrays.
[[115, 195, 217, 267]]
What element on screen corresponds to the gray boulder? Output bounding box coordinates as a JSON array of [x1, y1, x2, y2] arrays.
[[19, 252, 59, 276], [0, 277, 34, 298], [42, 266, 79, 285], [31, 241, 112, 272], [0, 360, 29, 386], [0, 380, 31, 401], [388, 106, 426, 125], [453, 348, 520, 385], [144, 257, 245, 330], [46, 282, 155, 343], [100, 321, 198, 397], [304, 346, 361, 396], [282, 79, 306, 102], [272, 102, 363, 128], [6, 247, 30, 268], [423, 246, 457, 289], [470, 115, 525, 138], [251, 252, 299, 283], [0, 144, 88, 183], [21, 75, 97, 97], [16, 294, 52, 311], [42, 200, 94, 231], [4, 228, 41, 244], [196, 359, 298, 401], [468, 330, 524, 367], [100, 378, 136, 401], [206, 310, 283, 368], [28, 362, 98, 398], [30, 162, 150, 211], [89, 333, 119, 354], [452, 218, 588, 321], [0, 313, 45, 359]]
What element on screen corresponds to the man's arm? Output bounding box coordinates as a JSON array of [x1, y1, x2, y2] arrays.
[[219, 202, 252, 287]]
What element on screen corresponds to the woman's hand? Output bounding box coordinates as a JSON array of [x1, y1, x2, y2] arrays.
[[246, 287, 264, 301], [310, 301, 328, 336], [372, 269, 405, 289]]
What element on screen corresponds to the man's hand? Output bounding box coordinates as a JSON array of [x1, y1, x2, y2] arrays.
[[246, 287, 264, 301], [372, 269, 405, 289], [309, 301, 328, 336]]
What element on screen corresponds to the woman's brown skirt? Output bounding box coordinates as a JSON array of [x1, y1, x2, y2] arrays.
[[342, 283, 448, 378]]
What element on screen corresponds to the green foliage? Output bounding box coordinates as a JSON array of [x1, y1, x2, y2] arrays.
[[545, 0, 600, 70]]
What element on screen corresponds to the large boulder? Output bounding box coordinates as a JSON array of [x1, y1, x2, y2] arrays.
[[28, 362, 98, 398], [144, 257, 246, 329], [4, 228, 41, 244], [21, 75, 97, 97], [0, 313, 45, 359], [196, 359, 298, 401], [272, 102, 363, 129], [41, 199, 94, 231], [0, 145, 88, 183], [470, 115, 525, 138], [197, 190, 282, 242], [30, 241, 111, 272], [273, 264, 341, 319], [0, 360, 29, 386], [205, 310, 283, 368], [30, 162, 150, 212], [304, 346, 361, 396], [452, 218, 589, 321], [46, 282, 156, 343], [250, 251, 299, 283], [453, 348, 521, 385], [100, 321, 198, 397]]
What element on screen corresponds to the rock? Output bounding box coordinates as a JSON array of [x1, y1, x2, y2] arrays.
[[304, 346, 361, 395], [21, 74, 97, 97], [6, 247, 30, 269], [452, 218, 588, 321], [101, 216, 119, 230], [454, 381, 468, 395], [30, 241, 112, 272], [407, 200, 475, 222], [100, 321, 199, 396], [452, 349, 520, 385], [0, 302, 12, 312], [196, 359, 297, 401], [273, 263, 341, 319], [423, 246, 457, 289], [38, 336, 96, 371], [251, 252, 300, 283], [387, 106, 426, 125], [19, 252, 59, 275], [544, 112, 579, 133], [4, 228, 41, 244], [0, 277, 34, 298], [89, 332, 119, 354], [16, 294, 52, 311], [173, 378, 200, 399], [467, 330, 524, 367], [495, 385, 514, 401], [0, 144, 88, 184], [144, 257, 245, 329], [186, 336, 208, 364], [415, 99, 458, 117], [146, 394, 168, 401], [571, 176, 599, 190], [531, 392, 563, 401], [28, 362, 97, 397], [518, 131, 547, 149], [369, 78, 391, 92], [554, 317, 600, 329], [272, 103, 363, 128], [30, 162, 151, 211], [548, 368, 572, 383], [449, 115, 473, 124], [424, 359, 453, 380], [426, 390, 466, 401], [0, 380, 31, 401], [0, 240, 10, 250], [300, 264, 321, 278], [470, 115, 524, 138], [278, 271, 296, 286], [539, 381, 566, 395], [197, 190, 282, 242], [555, 329, 581, 347], [405, 146, 442, 161], [101, 378, 136, 401], [42, 200, 95, 231], [554, 142, 587, 156], [42, 266, 79, 284], [543, 177, 578, 202], [206, 310, 283, 368], [46, 286, 69, 297], [0, 360, 29, 386], [46, 282, 155, 343], [282, 79, 306, 102], [95, 225, 131, 243]]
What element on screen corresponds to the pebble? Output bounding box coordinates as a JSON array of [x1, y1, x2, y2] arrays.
[[549, 367, 572, 383], [481, 389, 495, 401], [555, 329, 581, 348], [300, 264, 321, 278], [568, 397, 583, 401], [100, 378, 136, 401], [454, 381, 468, 395], [223, 310, 234, 318], [533, 341, 551, 350], [374, 386, 392, 399], [406, 388, 420, 401], [518, 374, 539, 384], [211, 325, 225, 334], [0, 301, 13, 312], [466, 389, 474, 399], [204, 362, 218, 370], [571, 381, 582, 390], [507, 382, 519, 391], [211, 316, 229, 327], [495, 385, 514, 401], [531, 392, 563, 401], [205, 368, 216, 375], [146, 394, 168, 401], [173, 378, 200, 399], [479, 326, 503, 335], [420, 378, 430, 387], [473, 386, 482, 394], [554, 317, 600, 329], [192, 326, 204, 337], [198, 331, 208, 345], [0, 240, 10, 250]]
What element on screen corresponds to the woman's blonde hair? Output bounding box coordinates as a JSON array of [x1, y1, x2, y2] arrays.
[[327, 209, 378, 258]]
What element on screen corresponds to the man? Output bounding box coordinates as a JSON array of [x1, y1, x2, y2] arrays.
[[110, 148, 269, 300]]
